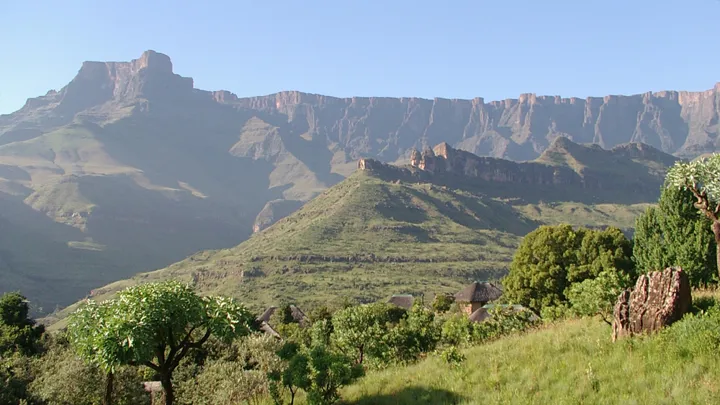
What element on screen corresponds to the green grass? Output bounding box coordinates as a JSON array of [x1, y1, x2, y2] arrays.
[[340, 312, 720, 404]]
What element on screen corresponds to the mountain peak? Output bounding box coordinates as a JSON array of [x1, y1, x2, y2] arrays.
[[28, 50, 193, 115]]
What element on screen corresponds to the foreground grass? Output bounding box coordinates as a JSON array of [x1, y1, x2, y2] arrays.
[[341, 316, 720, 405]]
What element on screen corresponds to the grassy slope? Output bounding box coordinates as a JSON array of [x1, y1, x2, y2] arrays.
[[47, 171, 654, 328], [342, 315, 719, 405]]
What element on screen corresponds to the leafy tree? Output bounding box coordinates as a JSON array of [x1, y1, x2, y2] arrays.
[[29, 343, 147, 405], [566, 269, 632, 325], [0, 353, 35, 404], [331, 303, 405, 364], [503, 225, 635, 312], [384, 304, 440, 363], [177, 334, 284, 405], [269, 342, 363, 405], [431, 294, 455, 313], [633, 186, 716, 286], [664, 156, 720, 279], [0, 292, 45, 356], [268, 342, 308, 405], [303, 345, 363, 405], [67, 281, 256, 405]]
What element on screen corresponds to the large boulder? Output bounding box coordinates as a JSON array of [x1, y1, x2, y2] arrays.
[[611, 267, 692, 341]]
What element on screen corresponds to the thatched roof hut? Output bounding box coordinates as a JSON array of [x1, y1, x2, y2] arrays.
[[387, 294, 414, 310], [257, 305, 309, 326], [454, 282, 503, 303]]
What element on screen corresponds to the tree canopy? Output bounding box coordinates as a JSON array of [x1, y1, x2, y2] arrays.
[[0, 292, 44, 356], [68, 281, 256, 405], [502, 224, 635, 312], [633, 186, 717, 286], [666, 154, 720, 277]]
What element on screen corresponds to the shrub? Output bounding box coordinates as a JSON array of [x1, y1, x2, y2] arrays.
[[503, 225, 634, 313], [439, 346, 465, 367]]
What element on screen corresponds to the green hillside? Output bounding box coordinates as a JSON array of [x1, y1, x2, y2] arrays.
[[342, 312, 720, 405], [46, 170, 652, 326]]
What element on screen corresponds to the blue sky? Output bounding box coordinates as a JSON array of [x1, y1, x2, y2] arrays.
[[1, 0, 718, 114]]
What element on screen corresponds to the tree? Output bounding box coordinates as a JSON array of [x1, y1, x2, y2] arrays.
[[269, 342, 363, 405], [666, 154, 720, 278], [331, 303, 405, 365], [633, 186, 717, 286], [567, 268, 632, 324], [503, 225, 635, 312], [68, 281, 256, 405], [384, 304, 440, 363], [431, 294, 454, 313], [0, 292, 45, 356]]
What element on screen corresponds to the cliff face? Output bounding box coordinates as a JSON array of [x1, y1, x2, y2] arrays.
[[219, 86, 720, 161], [360, 138, 678, 202]]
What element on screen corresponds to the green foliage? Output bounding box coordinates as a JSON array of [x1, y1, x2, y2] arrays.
[[503, 224, 635, 312], [0, 292, 45, 356], [67, 281, 255, 404], [440, 314, 477, 346], [269, 342, 363, 405], [29, 343, 147, 405], [331, 303, 405, 365], [666, 154, 720, 203], [439, 346, 465, 367], [176, 334, 284, 405], [0, 353, 34, 405], [430, 294, 454, 313], [383, 305, 441, 364], [633, 186, 717, 286], [567, 269, 632, 324]]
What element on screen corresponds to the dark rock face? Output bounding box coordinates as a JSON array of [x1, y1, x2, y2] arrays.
[[612, 267, 692, 341]]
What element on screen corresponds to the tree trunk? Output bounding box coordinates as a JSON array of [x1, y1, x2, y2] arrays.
[[713, 221, 720, 280], [161, 372, 174, 405], [103, 371, 114, 405]]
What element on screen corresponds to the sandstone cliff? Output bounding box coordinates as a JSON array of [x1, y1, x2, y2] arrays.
[[359, 137, 678, 203]]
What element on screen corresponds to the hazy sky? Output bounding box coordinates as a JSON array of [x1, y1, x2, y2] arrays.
[[1, 0, 718, 114]]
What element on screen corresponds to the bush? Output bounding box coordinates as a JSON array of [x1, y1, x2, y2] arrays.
[[439, 346, 465, 367], [503, 225, 634, 313], [29, 344, 147, 405], [176, 334, 284, 405], [634, 185, 717, 287]]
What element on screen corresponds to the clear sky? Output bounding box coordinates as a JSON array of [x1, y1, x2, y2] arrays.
[[1, 0, 719, 114]]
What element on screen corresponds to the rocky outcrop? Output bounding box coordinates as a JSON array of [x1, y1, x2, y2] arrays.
[[405, 139, 676, 194], [612, 267, 692, 341]]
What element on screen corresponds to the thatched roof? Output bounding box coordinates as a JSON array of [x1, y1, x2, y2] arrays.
[[259, 321, 281, 338], [257, 305, 309, 326], [469, 304, 539, 323], [387, 294, 414, 310], [468, 308, 492, 323], [454, 282, 503, 303]]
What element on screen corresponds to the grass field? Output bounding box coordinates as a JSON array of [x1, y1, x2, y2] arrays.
[[340, 293, 720, 404]]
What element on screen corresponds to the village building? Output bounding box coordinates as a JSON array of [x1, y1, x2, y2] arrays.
[[387, 294, 414, 310], [454, 281, 503, 315]]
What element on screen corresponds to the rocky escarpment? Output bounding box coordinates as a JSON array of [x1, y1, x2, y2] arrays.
[[397, 138, 678, 195], [219, 85, 720, 160]]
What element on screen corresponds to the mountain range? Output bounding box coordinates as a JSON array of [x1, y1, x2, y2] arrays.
[[0, 50, 712, 312]]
